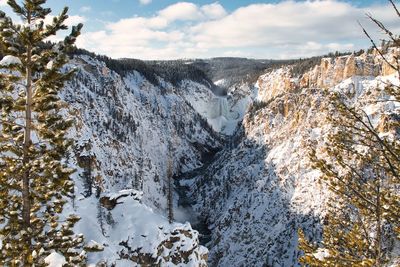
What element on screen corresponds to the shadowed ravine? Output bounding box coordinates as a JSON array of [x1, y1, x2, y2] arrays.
[[174, 147, 221, 246]]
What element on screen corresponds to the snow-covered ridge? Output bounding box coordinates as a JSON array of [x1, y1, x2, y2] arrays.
[[192, 48, 400, 266], [58, 52, 269, 265]]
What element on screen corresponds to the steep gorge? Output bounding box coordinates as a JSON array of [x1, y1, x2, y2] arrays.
[[61, 54, 257, 265], [60, 48, 399, 266]]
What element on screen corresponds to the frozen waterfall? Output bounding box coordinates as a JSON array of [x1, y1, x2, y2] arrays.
[[208, 97, 229, 119], [207, 96, 236, 134]]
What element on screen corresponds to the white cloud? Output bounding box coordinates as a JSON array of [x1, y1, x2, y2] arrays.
[[79, 6, 92, 13], [75, 1, 399, 60], [158, 2, 202, 22], [0, 0, 6, 7], [189, 1, 398, 57], [107, 16, 168, 32], [139, 0, 152, 5], [157, 2, 227, 22], [43, 14, 86, 27], [66, 15, 87, 26], [190, 1, 363, 49], [277, 42, 356, 59], [201, 2, 227, 19]]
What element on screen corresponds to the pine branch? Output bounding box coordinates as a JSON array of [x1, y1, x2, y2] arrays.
[[358, 21, 400, 77], [322, 162, 378, 209], [345, 104, 400, 165], [356, 212, 373, 250], [389, 0, 400, 18], [361, 109, 399, 178], [0, 119, 25, 128]]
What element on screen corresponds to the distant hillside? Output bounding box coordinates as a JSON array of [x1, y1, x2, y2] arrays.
[[68, 47, 362, 96]]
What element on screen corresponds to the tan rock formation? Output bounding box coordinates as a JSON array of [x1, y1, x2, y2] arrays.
[[257, 48, 397, 102], [343, 54, 356, 79], [382, 48, 400, 76]]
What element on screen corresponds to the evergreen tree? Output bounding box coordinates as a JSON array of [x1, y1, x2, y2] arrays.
[[167, 157, 174, 224], [0, 0, 85, 265], [298, 2, 400, 266]]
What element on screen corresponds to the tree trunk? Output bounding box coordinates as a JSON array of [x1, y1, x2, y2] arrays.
[[168, 175, 173, 224], [22, 9, 32, 230], [21, 12, 33, 263], [167, 160, 173, 224], [375, 180, 382, 267]]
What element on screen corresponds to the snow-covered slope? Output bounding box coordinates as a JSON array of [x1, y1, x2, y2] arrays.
[[60, 55, 226, 265], [190, 48, 400, 266], [57, 48, 399, 266], [67, 190, 207, 266], [63, 55, 222, 211]]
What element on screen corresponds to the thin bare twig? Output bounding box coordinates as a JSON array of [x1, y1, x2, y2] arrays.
[[389, 0, 400, 18]]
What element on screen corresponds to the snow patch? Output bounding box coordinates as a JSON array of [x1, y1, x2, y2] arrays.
[[0, 55, 21, 66], [313, 248, 330, 261], [44, 252, 66, 267], [85, 240, 104, 251], [46, 60, 54, 69]]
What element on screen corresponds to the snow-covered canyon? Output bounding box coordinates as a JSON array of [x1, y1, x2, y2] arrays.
[[60, 54, 254, 266], [58, 48, 399, 266]]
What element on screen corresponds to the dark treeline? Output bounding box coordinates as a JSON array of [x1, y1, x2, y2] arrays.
[[191, 57, 275, 88], [69, 47, 214, 88], [148, 60, 215, 88], [0, 45, 368, 90], [262, 49, 366, 78]]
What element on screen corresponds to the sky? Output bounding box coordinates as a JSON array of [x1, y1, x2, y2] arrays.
[[0, 0, 399, 59]]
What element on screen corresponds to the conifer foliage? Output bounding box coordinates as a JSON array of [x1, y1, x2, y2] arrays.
[[298, 91, 400, 265], [0, 0, 85, 265], [298, 1, 400, 266]]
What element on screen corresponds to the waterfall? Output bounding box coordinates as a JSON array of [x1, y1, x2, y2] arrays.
[[209, 96, 229, 119], [217, 97, 229, 118]]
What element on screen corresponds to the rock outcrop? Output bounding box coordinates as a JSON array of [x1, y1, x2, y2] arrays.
[[119, 227, 208, 266], [258, 48, 399, 106]]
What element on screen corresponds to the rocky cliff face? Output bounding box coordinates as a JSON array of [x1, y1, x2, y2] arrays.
[[257, 48, 399, 105], [191, 48, 400, 266]]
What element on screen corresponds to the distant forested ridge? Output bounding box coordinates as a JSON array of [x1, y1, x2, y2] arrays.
[[66, 47, 363, 94]]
